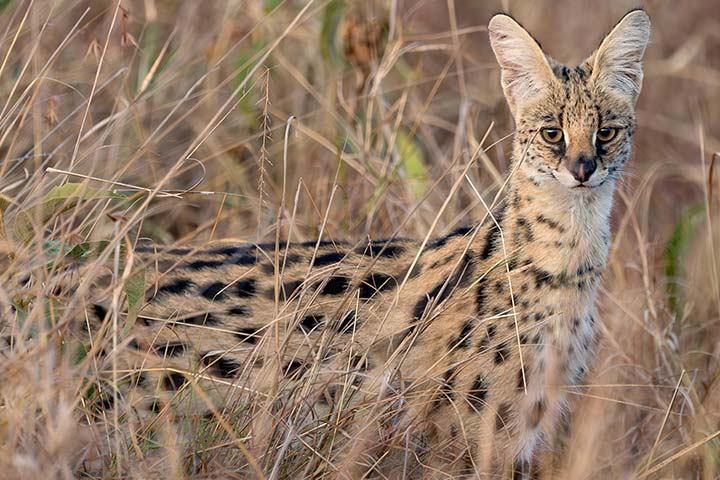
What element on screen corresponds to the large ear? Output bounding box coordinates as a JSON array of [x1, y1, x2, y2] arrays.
[[589, 9, 651, 103], [488, 14, 556, 116]]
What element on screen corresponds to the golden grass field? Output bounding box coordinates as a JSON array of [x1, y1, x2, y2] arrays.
[[0, 0, 718, 478]]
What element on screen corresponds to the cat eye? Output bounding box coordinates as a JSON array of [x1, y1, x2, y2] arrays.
[[540, 128, 564, 144], [596, 127, 618, 142]]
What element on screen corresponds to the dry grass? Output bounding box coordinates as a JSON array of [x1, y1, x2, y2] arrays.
[[0, 0, 718, 478]]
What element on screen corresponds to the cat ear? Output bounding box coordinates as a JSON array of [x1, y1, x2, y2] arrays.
[[488, 14, 557, 116], [589, 9, 651, 103]]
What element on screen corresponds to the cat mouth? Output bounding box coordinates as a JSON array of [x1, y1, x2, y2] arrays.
[[550, 171, 604, 189]]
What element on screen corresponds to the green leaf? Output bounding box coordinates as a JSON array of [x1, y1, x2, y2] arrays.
[[13, 183, 126, 243], [123, 267, 146, 332], [66, 240, 113, 259], [0, 193, 12, 242], [664, 203, 705, 316], [396, 130, 427, 198], [263, 0, 283, 12], [320, 0, 347, 66]]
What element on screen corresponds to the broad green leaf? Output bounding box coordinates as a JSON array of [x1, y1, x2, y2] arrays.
[[13, 183, 126, 243], [664, 202, 705, 316]]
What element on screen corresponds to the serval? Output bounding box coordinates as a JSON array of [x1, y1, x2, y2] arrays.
[[2, 8, 651, 479]]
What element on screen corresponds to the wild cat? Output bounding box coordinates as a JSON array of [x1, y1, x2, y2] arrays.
[[2, 8, 650, 478]]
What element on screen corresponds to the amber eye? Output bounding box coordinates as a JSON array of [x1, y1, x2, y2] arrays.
[[596, 127, 618, 142], [540, 128, 564, 144]]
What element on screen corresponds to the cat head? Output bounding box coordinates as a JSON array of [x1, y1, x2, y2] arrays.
[[488, 10, 651, 190]]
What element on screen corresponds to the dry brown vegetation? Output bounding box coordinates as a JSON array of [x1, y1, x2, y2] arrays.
[[0, 0, 718, 478]]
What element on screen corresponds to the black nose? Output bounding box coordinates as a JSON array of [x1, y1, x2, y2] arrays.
[[568, 156, 596, 183]]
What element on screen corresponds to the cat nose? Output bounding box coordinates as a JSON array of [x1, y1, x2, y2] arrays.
[[568, 155, 596, 183]]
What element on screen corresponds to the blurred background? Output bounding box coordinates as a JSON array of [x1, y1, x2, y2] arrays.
[[0, 0, 718, 478]]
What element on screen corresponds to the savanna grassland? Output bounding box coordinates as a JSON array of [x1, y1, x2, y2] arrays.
[[0, 1, 718, 478]]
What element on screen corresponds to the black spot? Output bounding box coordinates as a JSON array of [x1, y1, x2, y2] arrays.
[[337, 310, 359, 333], [413, 254, 474, 320], [376, 244, 405, 258], [495, 402, 512, 431], [480, 225, 500, 260], [434, 367, 457, 407], [475, 281, 488, 315], [356, 240, 405, 258], [169, 248, 191, 255], [576, 262, 596, 277], [515, 217, 534, 242], [494, 342, 510, 364], [429, 225, 474, 249], [358, 273, 396, 299], [158, 278, 194, 295], [235, 279, 257, 298], [227, 305, 251, 316], [271, 279, 303, 300], [468, 375, 488, 411], [536, 214, 566, 233], [91, 393, 114, 412], [487, 324, 497, 338], [299, 314, 324, 330], [314, 251, 345, 266], [235, 327, 260, 344], [351, 354, 371, 371], [202, 353, 242, 378], [206, 245, 244, 256], [517, 368, 526, 390], [153, 341, 188, 357], [559, 65, 570, 81], [529, 399, 546, 429], [231, 255, 257, 266], [530, 267, 553, 289], [284, 360, 309, 378], [185, 259, 224, 270], [132, 373, 147, 387], [163, 372, 188, 391], [300, 240, 346, 248], [91, 304, 108, 321], [494, 281, 504, 294], [479, 205, 506, 260], [182, 313, 219, 325], [320, 276, 350, 295], [150, 398, 164, 413], [200, 281, 227, 300], [448, 320, 474, 350]]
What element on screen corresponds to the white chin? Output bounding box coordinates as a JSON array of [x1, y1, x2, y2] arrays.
[[551, 171, 604, 189]]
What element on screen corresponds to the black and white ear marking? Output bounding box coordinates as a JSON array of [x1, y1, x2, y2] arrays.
[[488, 14, 557, 116], [589, 9, 651, 102]]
